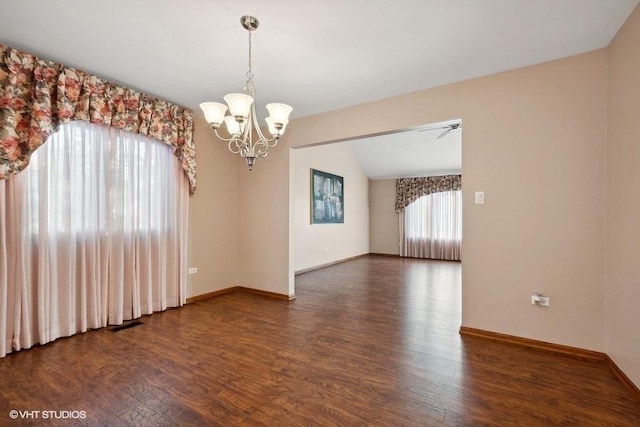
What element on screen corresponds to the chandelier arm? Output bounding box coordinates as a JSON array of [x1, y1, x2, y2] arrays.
[[242, 107, 255, 155], [212, 130, 251, 155], [229, 138, 246, 154], [252, 101, 268, 142], [249, 98, 282, 145], [255, 142, 270, 158], [213, 128, 235, 143], [253, 137, 280, 158], [264, 136, 280, 148]]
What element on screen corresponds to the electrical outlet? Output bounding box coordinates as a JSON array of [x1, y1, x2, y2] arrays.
[[188, 267, 198, 274], [531, 293, 550, 306]]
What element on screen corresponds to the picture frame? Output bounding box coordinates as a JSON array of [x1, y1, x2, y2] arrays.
[[311, 169, 344, 224]]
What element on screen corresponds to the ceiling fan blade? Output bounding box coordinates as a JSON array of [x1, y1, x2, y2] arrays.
[[436, 128, 452, 139], [418, 122, 461, 139]]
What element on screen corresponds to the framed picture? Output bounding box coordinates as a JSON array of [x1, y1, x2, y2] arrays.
[[311, 169, 344, 224]]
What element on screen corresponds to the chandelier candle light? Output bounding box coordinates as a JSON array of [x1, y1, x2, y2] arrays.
[[200, 16, 293, 170]]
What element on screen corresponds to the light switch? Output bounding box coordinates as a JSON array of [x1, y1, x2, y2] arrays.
[[475, 191, 485, 204]]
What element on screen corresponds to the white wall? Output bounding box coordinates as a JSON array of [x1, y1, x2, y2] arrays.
[[292, 143, 369, 272], [369, 179, 399, 255]]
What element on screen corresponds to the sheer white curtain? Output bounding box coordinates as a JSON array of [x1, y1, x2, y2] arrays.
[[0, 121, 188, 357], [400, 190, 462, 261]]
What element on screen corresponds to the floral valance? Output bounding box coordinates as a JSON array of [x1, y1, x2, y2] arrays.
[[0, 43, 196, 193], [395, 175, 462, 212]]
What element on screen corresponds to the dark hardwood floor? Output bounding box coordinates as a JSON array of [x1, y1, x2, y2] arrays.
[[1, 255, 638, 426]]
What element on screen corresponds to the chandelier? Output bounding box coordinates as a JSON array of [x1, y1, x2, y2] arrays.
[[199, 16, 293, 170]]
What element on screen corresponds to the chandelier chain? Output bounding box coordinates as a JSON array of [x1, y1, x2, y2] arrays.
[[245, 30, 255, 95]]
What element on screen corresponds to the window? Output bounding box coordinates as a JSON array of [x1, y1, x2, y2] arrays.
[[400, 190, 462, 260], [24, 123, 176, 236], [1, 121, 188, 357]]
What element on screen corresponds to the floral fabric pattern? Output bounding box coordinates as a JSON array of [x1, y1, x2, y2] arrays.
[[395, 175, 462, 212], [0, 43, 197, 193]]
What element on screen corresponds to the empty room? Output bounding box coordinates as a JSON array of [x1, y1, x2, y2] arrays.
[[1, 1, 639, 425]]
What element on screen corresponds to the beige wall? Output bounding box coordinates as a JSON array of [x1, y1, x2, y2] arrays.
[[369, 179, 399, 255], [235, 135, 292, 295], [606, 5, 640, 386], [186, 116, 240, 297], [459, 52, 607, 351], [292, 143, 369, 272], [235, 49, 608, 351]]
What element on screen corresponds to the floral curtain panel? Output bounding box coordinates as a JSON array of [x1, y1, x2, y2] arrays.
[[0, 43, 197, 193], [395, 175, 462, 212]]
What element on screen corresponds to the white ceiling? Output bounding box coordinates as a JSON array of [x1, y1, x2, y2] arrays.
[[0, 1, 636, 178], [0, 0, 636, 119], [346, 120, 462, 180]]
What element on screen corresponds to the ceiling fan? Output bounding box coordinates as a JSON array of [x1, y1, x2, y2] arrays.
[[436, 123, 462, 139], [417, 122, 462, 140]]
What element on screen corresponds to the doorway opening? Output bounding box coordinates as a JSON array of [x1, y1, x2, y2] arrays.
[[288, 118, 462, 296]]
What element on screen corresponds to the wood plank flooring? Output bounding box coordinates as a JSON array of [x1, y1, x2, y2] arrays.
[[0, 255, 638, 426]]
